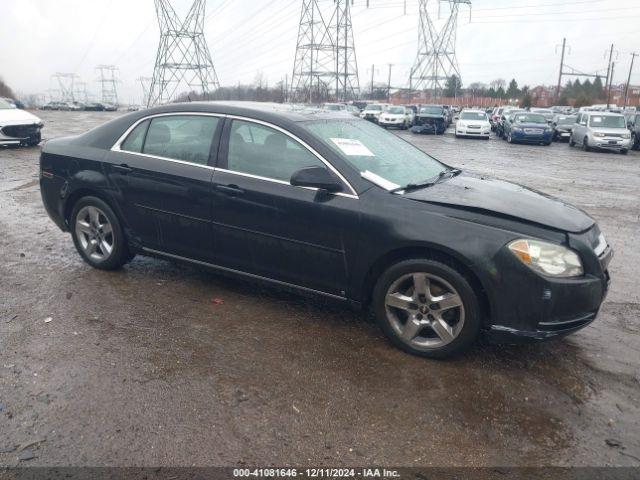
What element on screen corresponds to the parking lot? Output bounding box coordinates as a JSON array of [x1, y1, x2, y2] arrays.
[[1, 110, 639, 467]]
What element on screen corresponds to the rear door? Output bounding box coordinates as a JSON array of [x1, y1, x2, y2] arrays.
[[208, 118, 361, 297], [108, 113, 223, 261]]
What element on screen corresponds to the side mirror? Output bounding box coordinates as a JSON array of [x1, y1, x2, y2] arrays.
[[290, 166, 343, 193]]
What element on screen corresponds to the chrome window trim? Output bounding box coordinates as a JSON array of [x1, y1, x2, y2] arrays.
[[110, 111, 359, 198], [111, 112, 223, 170]]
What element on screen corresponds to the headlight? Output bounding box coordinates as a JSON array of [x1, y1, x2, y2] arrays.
[[508, 239, 584, 277], [622, 133, 631, 139], [512, 126, 523, 132], [594, 132, 605, 137]]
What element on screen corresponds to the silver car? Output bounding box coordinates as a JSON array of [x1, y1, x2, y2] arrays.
[[570, 111, 631, 154]]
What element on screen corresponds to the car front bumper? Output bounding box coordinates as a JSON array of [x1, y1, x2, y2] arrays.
[[456, 127, 490, 137], [0, 122, 43, 145], [588, 136, 631, 150], [379, 119, 406, 128], [483, 233, 612, 344], [511, 130, 553, 143]]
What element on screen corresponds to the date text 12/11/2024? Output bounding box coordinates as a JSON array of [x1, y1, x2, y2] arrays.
[[233, 468, 401, 478]]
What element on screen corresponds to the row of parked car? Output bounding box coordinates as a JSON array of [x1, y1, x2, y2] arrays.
[[41, 101, 119, 112], [489, 105, 638, 153], [333, 102, 459, 134]]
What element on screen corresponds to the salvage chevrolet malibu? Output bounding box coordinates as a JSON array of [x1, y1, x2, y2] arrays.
[[39, 102, 613, 358]]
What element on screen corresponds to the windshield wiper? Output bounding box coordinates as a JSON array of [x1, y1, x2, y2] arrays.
[[390, 168, 461, 194]]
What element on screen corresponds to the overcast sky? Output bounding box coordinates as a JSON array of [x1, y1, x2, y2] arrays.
[[1, 0, 639, 104]]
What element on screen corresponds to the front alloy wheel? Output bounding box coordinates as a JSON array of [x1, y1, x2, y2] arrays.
[[373, 259, 481, 358]]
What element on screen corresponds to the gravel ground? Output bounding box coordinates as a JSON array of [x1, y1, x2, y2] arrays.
[[0, 110, 639, 468]]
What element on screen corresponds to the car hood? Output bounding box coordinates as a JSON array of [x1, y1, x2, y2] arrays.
[[417, 113, 445, 118], [404, 174, 594, 233], [458, 120, 489, 126], [514, 122, 549, 129], [591, 127, 628, 135], [0, 108, 42, 125]]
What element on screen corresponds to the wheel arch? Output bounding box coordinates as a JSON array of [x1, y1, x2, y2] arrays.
[[360, 245, 492, 326], [63, 187, 127, 231]]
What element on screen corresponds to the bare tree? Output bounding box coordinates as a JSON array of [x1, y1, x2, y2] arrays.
[[0, 77, 16, 98]]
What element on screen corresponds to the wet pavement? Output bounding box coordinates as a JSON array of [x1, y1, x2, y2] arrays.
[[0, 111, 639, 467]]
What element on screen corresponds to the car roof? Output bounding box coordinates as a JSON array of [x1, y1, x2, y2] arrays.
[[137, 101, 354, 123], [584, 111, 624, 116]]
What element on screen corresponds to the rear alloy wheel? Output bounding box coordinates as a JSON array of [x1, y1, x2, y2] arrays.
[[71, 196, 131, 270], [373, 259, 481, 358]]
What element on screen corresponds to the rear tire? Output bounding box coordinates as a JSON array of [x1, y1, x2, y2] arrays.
[[372, 259, 482, 359], [70, 196, 131, 270]]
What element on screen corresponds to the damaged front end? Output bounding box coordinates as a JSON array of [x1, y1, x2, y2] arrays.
[[411, 116, 446, 135]]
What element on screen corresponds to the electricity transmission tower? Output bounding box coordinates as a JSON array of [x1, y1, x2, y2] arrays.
[[74, 81, 89, 104], [137, 77, 153, 107], [96, 65, 120, 105], [52, 73, 79, 103], [290, 0, 360, 103], [148, 0, 220, 107], [332, 0, 360, 101], [409, 0, 471, 98]]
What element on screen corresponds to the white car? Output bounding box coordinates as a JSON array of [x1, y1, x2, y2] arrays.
[[455, 109, 491, 139], [378, 106, 414, 129], [359, 103, 390, 123], [0, 98, 43, 147]]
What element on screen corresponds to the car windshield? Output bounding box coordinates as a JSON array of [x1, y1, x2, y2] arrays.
[[557, 116, 576, 125], [388, 107, 405, 114], [0, 98, 15, 109], [460, 111, 487, 120], [304, 120, 445, 188], [589, 115, 626, 128], [419, 106, 443, 115], [514, 114, 547, 124], [366, 105, 382, 111], [324, 104, 344, 111]]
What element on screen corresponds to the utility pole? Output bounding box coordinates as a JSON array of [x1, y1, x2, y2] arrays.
[[604, 44, 615, 108], [607, 61, 615, 109], [555, 38, 566, 101], [371, 64, 375, 97], [387, 64, 393, 102], [624, 53, 637, 110]]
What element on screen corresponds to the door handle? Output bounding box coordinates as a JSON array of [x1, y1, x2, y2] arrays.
[[215, 184, 244, 196], [112, 164, 133, 173]]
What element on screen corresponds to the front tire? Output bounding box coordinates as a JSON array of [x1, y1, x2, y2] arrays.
[[569, 135, 576, 147], [583, 137, 590, 152], [372, 259, 481, 359], [70, 196, 130, 270]]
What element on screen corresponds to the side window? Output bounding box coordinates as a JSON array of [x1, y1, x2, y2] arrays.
[[227, 120, 325, 183], [121, 120, 149, 153], [142, 115, 219, 165]]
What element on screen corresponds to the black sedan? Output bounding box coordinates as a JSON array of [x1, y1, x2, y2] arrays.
[[39, 102, 613, 358]]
